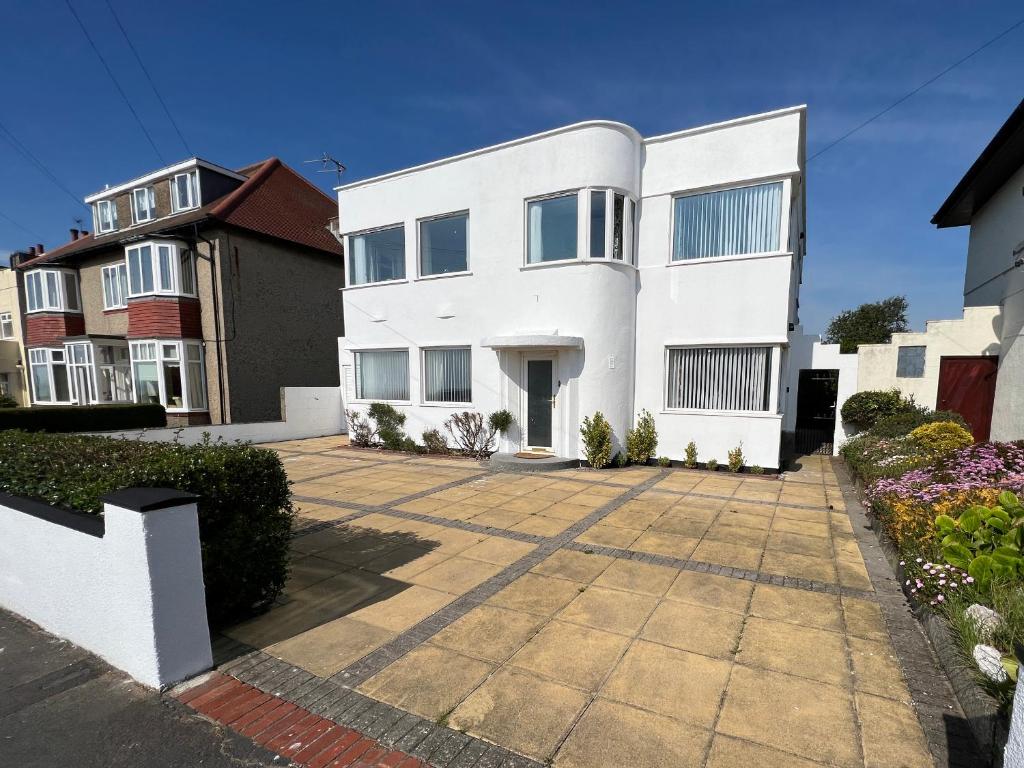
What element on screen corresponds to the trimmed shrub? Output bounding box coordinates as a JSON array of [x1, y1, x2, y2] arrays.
[[657, 456, 672, 467], [580, 411, 613, 469], [0, 431, 293, 626], [0, 403, 165, 433], [683, 441, 698, 469], [489, 410, 514, 435], [749, 465, 765, 475], [910, 421, 974, 456], [368, 403, 407, 450], [727, 444, 744, 473], [705, 457, 719, 471], [841, 389, 915, 429], [422, 429, 450, 454], [871, 409, 969, 438], [626, 409, 657, 465]]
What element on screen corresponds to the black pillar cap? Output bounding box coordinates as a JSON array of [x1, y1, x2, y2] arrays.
[[101, 488, 200, 513]]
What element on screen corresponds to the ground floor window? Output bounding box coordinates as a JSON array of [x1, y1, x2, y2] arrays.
[[354, 349, 409, 401], [130, 339, 207, 411], [62, 341, 133, 405], [0, 373, 11, 398], [29, 348, 72, 404], [666, 345, 773, 412], [423, 347, 471, 403]]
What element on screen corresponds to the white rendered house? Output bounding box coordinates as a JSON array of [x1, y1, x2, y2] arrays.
[[337, 106, 807, 469]]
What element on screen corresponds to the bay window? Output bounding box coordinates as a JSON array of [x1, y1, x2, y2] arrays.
[[132, 186, 156, 223], [672, 181, 783, 261], [589, 192, 605, 258], [102, 263, 129, 309], [419, 213, 468, 276], [125, 241, 197, 297], [666, 346, 773, 412], [581, 189, 637, 263], [354, 349, 409, 401], [349, 226, 406, 285], [29, 348, 72, 404], [423, 347, 471, 403], [130, 340, 207, 411], [97, 345, 132, 402], [96, 199, 118, 233], [25, 269, 80, 313], [171, 171, 198, 212], [527, 193, 577, 264]]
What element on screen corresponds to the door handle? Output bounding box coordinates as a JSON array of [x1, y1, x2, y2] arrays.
[[550, 396, 556, 409]]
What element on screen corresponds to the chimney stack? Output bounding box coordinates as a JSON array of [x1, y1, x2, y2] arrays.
[[27, 246, 36, 257], [70, 228, 80, 241], [35, 243, 44, 255]]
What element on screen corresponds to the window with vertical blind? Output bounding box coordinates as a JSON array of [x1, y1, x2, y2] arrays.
[[354, 349, 409, 401], [672, 181, 783, 261], [665, 346, 773, 412], [423, 348, 471, 403]]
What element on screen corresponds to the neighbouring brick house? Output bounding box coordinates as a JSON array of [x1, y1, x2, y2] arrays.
[[12, 157, 344, 426]]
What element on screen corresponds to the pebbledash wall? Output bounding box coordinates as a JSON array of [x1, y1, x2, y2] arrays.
[[337, 107, 806, 468], [0, 488, 212, 688]]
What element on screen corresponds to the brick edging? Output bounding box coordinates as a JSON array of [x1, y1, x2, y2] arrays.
[[846, 471, 1007, 763]]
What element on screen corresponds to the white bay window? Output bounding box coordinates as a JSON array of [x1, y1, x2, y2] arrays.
[[125, 241, 197, 298], [25, 269, 80, 313], [29, 348, 72, 404], [130, 340, 206, 412]]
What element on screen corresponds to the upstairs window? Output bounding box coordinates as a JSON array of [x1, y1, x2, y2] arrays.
[[349, 226, 406, 285], [420, 213, 468, 276], [897, 346, 926, 378], [132, 186, 156, 223], [527, 193, 577, 264], [0, 312, 13, 339], [171, 171, 198, 212], [102, 263, 129, 309], [673, 181, 783, 261], [96, 199, 118, 233], [125, 241, 197, 297], [25, 269, 80, 313], [666, 345, 773, 412], [589, 192, 605, 258]]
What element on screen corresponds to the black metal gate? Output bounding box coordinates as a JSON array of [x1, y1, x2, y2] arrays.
[[795, 369, 839, 455]]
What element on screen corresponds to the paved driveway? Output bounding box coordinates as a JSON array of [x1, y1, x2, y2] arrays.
[[219, 438, 945, 767]]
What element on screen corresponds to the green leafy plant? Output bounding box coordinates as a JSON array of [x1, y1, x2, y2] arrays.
[[683, 441, 698, 469], [749, 465, 764, 475], [580, 411, 613, 469], [0, 395, 19, 408], [910, 421, 974, 456], [705, 457, 719, 471], [488, 409, 514, 435], [937, 492, 1024, 589], [422, 429, 450, 454], [824, 295, 909, 354], [368, 402, 408, 450], [657, 456, 672, 467], [626, 409, 657, 465], [870, 408, 969, 438], [0, 431, 292, 626], [613, 451, 628, 468], [0, 403, 165, 432], [727, 443, 744, 473], [841, 389, 916, 429], [345, 408, 375, 447]]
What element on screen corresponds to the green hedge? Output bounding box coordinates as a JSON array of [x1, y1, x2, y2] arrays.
[[0, 403, 166, 433], [0, 431, 293, 626]]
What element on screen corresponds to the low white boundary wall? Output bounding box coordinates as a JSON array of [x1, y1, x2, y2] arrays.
[[0, 488, 213, 688], [98, 386, 346, 445]]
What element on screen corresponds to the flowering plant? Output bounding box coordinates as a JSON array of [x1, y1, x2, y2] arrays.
[[901, 557, 973, 606]]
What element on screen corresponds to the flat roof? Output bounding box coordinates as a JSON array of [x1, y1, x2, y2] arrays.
[[83, 158, 248, 203]]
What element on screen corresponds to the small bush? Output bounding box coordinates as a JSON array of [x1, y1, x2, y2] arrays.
[[871, 409, 969, 438], [0, 395, 18, 408], [0, 431, 292, 626], [489, 409, 514, 435], [657, 456, 672, 467], [841, 389, 915, 429], [910, 421, 974, 456], [749, 465, 765, 475], [626, 409, 657, 465], [613, 451, 628, 468], [445, 411, 499, 458], [369, 403, 408, 450], [683, 441, 698, 469], [580, 412, 613, 469], [422, 429, 450, 454], [0, 403, 165, 433], [705, 457, 719, 471], [727, 443, 744, 473], [345, 408, 375, 447]]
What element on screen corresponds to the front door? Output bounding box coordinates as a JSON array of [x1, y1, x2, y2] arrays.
[[525, 359, 554, 450], [937, 356, 999, 441], [795, 369, 839, 455]]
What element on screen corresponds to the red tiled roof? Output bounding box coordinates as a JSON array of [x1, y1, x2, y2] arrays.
[[17, 158, 341, 268]]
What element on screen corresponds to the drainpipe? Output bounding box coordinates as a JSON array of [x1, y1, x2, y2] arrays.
[[191, 224, 226, 425]]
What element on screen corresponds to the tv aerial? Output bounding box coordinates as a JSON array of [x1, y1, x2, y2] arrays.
[[305, 153, 346, 186]]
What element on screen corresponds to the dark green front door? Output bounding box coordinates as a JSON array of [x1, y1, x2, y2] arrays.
[[526, 359, 553, 449]]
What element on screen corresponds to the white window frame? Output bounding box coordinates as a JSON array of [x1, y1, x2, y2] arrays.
[[345, 224, 408, 287], [95, 198, 118, 233], [129, 339, 207, 412], [131, 185, 157, 224], [583, 188, 637, 265], [29, 347, 74, 405], [351, 348, 411, 404], [421, 346, 472, 405], [102, 263, 129, 309], [24, 269, 81, 313], [124, 240, 197, 298], [663, 344, 781, 415], [170, 171, 199, 213], [524, 190, 580, 267], [0, 312, 13, 339], [417, 211, 471, 279], [668, 177, 791, 266]]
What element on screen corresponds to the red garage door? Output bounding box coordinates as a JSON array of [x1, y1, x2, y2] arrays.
[[937, 356, 999, 442]]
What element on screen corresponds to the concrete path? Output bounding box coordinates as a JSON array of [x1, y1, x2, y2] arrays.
[[0, 609, 278, 768]]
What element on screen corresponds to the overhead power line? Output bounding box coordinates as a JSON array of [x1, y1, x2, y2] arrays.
[[102, 0, 192, 156], [810, 15, 1024, 161], [0, 120, 87, 209], [63, 0, 165, 164], [0, 208, 46, 242]]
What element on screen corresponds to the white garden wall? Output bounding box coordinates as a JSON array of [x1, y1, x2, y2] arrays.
[[0, 488, 212, 688]]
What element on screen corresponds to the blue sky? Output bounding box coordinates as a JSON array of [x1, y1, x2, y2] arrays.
[[2, 0, 1022, 333]]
